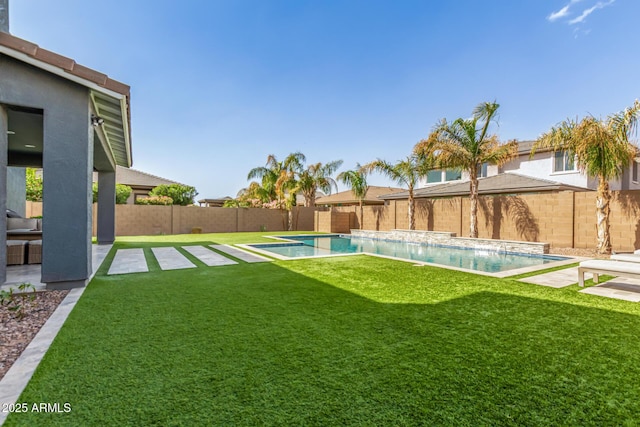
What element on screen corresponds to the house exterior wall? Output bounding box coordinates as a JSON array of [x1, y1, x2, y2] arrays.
[[418, 150, 640, 191], [1, 54, 95, 288]]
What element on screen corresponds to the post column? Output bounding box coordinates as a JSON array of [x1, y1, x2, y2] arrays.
[[97, 170, 116, 244], [0, 105, 8, 283], [42, 100, 93, 289]]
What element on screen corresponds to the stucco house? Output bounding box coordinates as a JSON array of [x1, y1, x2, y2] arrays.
[[1, 3, 132, 289], [95, 166, 184, 204], [316, 186, 404, 207], [419, 140, 640, 191]]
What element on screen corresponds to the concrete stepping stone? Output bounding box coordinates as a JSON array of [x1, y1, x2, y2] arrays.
[[580, 278, 640, 302], [108, 248, 149, 275], [519, 266, 591, 288], [151, 247, 196, 270], [182, 245, 238, 266], [210, 244, 271, 263]]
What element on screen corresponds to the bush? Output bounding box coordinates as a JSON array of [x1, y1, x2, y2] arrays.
[[26, 168, 42, 202], [92, 183, 133, 204], [149, 184, 198, 206], [135, 196, 173, 205]]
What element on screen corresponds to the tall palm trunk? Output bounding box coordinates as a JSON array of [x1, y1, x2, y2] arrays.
[[408, 188, 415, 230], [359, 200, 364, 230], [595, 177, 611, 254], [469, 176, 479, 238], [288, 209, 293, 231]]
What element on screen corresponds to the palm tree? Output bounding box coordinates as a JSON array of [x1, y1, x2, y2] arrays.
[[247, 155, 282, 203], [248, 152, 306, 230], [415, 101, 517, 238], [532, 100, 640, 254], [337, 165, 369, 230], [362, 154, 432, 230], [297, 160, 344, 207]]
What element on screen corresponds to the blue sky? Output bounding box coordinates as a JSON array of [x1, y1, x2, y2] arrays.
[[9, 0, 640, 199]]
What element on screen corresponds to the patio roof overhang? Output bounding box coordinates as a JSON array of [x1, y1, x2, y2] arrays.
[[0, 32, 132, 168]]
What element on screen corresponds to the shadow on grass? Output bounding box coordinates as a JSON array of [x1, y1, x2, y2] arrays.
[[8, 240, 640, 426]]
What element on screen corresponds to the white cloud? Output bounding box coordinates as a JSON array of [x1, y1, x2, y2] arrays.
[[547, 0, 583, 22], [548, 5, 571, 21], [569, 0, 615, 25]]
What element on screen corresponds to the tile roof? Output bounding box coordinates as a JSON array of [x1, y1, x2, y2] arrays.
[[0, 32, 130, 96], [316, 186, 405, 205], [0, 31, 132, 167], [114, 166, 182, 188], [382, 173, 591, 200]]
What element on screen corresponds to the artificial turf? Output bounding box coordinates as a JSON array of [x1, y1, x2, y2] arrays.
[[6, 232, 640, 426]]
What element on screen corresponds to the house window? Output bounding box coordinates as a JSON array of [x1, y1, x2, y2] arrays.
[[426, 170, 443, 184], [633, 161, 639, 183], [476, 163, 488, 178], [444, 169, 461, 181], [553, 150, 575, 172], [426, 169, 462, 184]]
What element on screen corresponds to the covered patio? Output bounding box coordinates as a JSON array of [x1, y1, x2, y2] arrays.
[[0, 13, 132, 289]]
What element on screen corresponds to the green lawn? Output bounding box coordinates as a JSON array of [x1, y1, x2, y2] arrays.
[[6, 232, 640, 426]]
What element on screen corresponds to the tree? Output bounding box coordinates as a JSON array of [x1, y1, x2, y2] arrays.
[[416, 101, 517, 238], [532, 100, 640, 254], [149, 184, 198, 206], [362, 154, 431, 230], [337, 165, 369, 230], [26, 168, 43, 202], [297, 160, 343, 207], [92, 183, 132, 204], [248, 153, 306, 230]]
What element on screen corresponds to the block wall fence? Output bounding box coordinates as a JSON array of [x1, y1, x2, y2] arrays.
[[314, 190, 640, 252], [25, 190, 640, 250], [26, 202, 315, 235]]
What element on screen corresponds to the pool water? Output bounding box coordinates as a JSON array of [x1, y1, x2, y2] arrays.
[[248, 235, 568, 274]]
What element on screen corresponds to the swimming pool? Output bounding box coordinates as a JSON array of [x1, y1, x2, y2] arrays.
[[243, 235, 572, 276]]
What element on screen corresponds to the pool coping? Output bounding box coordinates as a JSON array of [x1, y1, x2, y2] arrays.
[[237, 235, 585, 278]]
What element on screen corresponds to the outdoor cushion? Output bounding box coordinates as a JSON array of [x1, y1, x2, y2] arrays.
[[579, 259, 640, 274], [578, 259, 640, 287], [7, 218, 39, 231], [611, 253, 640, 263]]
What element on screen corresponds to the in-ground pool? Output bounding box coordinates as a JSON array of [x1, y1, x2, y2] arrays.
[[244, 235, 572, 275]]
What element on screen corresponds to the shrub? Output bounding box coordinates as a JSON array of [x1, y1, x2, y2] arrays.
[[135, 196, 173, 205], [149, 184, 198, 206], [92, 183, 133, 204], [26, 168, 43, 202]]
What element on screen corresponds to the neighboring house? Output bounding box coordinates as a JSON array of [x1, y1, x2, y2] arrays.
[[315, 186, 404, 207], [419, 140, 640, 191], [107, 166, 184, 204], [198, 197, 233, 207], [383, 173, 590, 201]]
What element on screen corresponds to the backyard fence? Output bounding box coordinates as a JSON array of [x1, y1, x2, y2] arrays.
[[315, 190, 640, 252], [26, 202, 316, 236]]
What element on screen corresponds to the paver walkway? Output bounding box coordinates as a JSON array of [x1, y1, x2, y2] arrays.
[[183, 245, 238, 266], [108, 248, 148, 275], [106, 245, 268, 275], [579, 278, 640, 302], [211, 244, 271, 263], [151, 247, 196, 271], [519, 267, 591, 288], [520, 265, 640, 302]]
